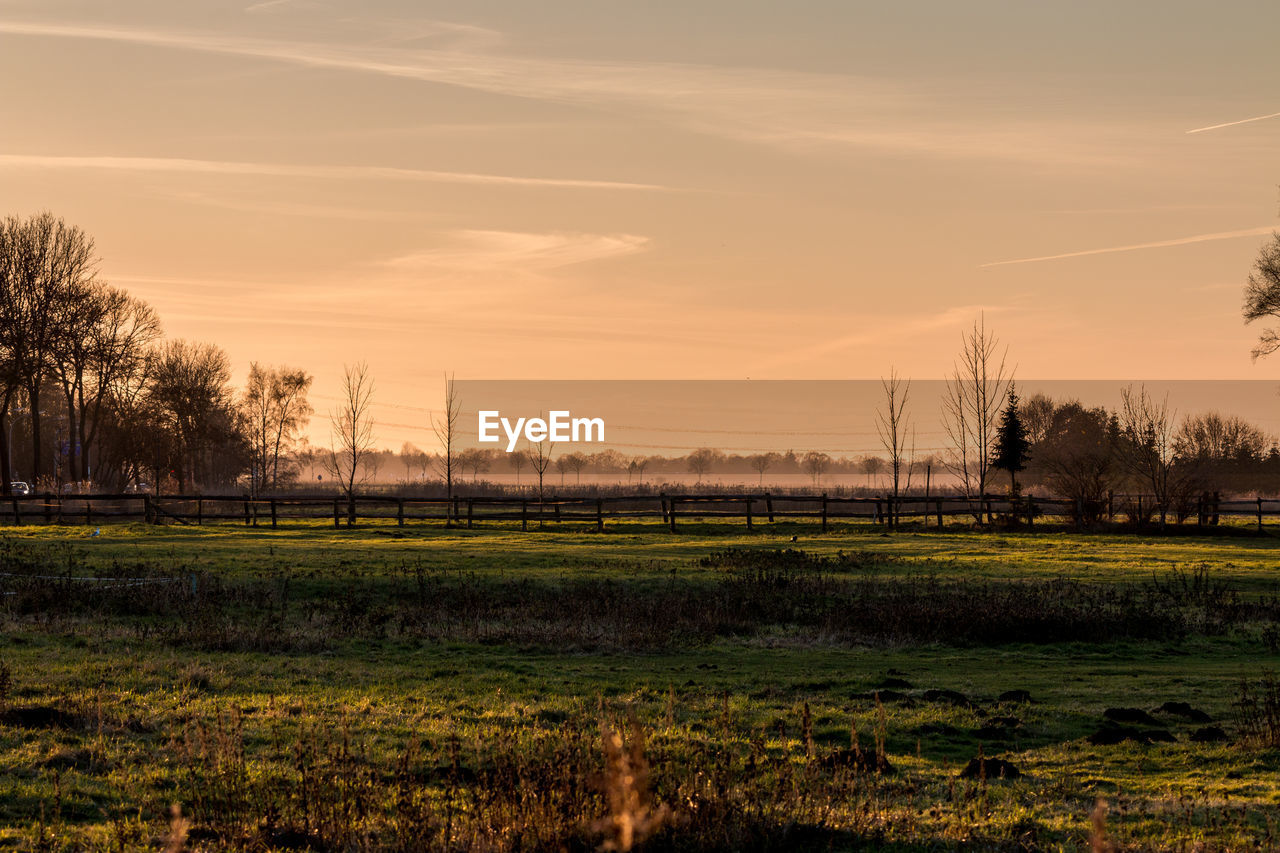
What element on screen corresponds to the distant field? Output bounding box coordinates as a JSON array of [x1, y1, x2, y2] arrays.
[[2, 523, 1279, 850]]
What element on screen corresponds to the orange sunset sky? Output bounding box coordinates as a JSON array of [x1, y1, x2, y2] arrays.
[[2, 1, 1279, 449]]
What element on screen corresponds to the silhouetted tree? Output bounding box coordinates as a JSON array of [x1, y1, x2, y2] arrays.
[[941, 315, 1012, 507], [1243, 230, 1280, 358], [748, 452, 777, 486], [686, 448, 720, 484], [801, 450, 831, 487], [875, 368, 913, 500], [1116, 384, 1178, 524], [992, 388, 1031, 495], [0, 213, 98, 487], [147, 340, 243, 491], [325, 362, 375, 523], [241, 363, 312, 494], [432, 373, 460, 501], [1030, 399, 1117, 524]]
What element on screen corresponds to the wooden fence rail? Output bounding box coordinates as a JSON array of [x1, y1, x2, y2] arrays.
[[0, 490, 1275, 533]]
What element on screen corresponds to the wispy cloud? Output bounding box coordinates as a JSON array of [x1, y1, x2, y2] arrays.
[[0, 19, 1136, 168], [380, 230, 649, 273], [1186, 111, 1280, 134], [980, 226, 1276, 268], [0, 153, 672, 191]]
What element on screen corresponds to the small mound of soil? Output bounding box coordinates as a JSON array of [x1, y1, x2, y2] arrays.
[[1190, 726, 1229, 743], [1087, 726, 1175, 746], [998, 689, 1033, 704], [1, 706, 80, 729], [958, 756, 1021, 779], [40, 748, 100, 771], [1104, 707, 1164, 727], [973, 725, 1011, 740], [923, 689, 973, 707], [821, 746, 894, 774], [876, 677, 913, 689], [1157, 701, 1212, 722], [983, 716, 1021, 728]]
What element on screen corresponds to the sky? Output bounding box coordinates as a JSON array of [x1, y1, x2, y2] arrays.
[[2, 0, 1279, 450]]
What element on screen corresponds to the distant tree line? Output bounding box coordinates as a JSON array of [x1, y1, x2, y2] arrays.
[[6, 213, 1280, 503]]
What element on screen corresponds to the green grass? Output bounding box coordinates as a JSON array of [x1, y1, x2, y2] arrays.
[[2, 522, 1280, 850]]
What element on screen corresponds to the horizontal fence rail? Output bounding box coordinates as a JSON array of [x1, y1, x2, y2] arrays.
[[0, 491, 1275, 533]]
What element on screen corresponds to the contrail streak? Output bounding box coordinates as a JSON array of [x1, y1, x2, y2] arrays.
[[1186, 111, 1280, 134], [980, 226, 1275, 268], [0, 153, 673, 191]]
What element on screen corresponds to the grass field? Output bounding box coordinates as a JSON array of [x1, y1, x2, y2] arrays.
[[2, 521, 1280, 851]]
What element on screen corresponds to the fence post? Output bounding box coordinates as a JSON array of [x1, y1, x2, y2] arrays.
[[936, 498, 943, 529], [765, 492, 775, 523], [397, 498, 405, 527], [466, 499, 474, 529], [85, 499, 92, 527], [821, 493, 828, 532], [270, 498, 278, 528], [745, 498, 753, 530], [874, 498, 881, 524], [333, 497, 340, 528], [596, 498, 604, 532], [197, 498, 203, 525], [44, 494, 51, 524], [143, 493, 152, 524], [1075, 498, 1083, 532], [669, 497, 678, 533], [1025, 493, 1034, 528], [521, 499, 528, 531], [244, 500, 251, 526], [1212, 491, 1220, 525], [12, 497, 20, 526]]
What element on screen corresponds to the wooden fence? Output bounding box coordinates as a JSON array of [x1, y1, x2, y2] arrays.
[[0, 491, 1277, 533]]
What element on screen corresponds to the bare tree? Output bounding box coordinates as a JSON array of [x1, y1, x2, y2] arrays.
[[1243, 231, 1280, 358], [875, 368, 913, 503], [241, 363, 312, 494], [148, 340, 243, 492], [858, 455, 886, 488], [0, 213, 98, 487], [432, 373, 460, 500], [1174, 411, 1269, 462], [1117, 384, 1177, 524], [1033, 399, 1117, 526], [941, 315, 1012, 508], [563, 452, 588, 485], [801, 450, 831, 487], [1020, 392, 1056, 446], [458, 447, 492, 482], [325, 362, 375, 523], [399, 442, 421, 481], [510, 448, 527, 485], [527, 438, 554, 505], [629, 455, 649, 484], [686, 447, 720, 484], [748, 452, 776, 486]]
